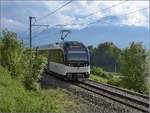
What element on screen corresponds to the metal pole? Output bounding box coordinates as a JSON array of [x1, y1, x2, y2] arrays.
[[115, 63, 117, 72], [29, 16, 48, 48], [29, 16, 32, 48]]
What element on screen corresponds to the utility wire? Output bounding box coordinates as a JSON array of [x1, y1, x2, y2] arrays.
[[80, 0, 128, 18], [32, 6, 149, 40], [32, 3, 149, 39], [33, 30, 60, 43], [21, 23, 48, 37], [56, 7, 149, 29], [25, 0, 72, 37], [32, 26, 42, 33], [36, 0, 72, 22], [32, 28, 49, 38], [116, 7, 149, 17], [28, 1, 126, 36], [53, 0, 128, 28], [87, 7, 149, 27], [21, 1, 72, 35]]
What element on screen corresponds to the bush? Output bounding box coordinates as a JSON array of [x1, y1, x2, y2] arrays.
[[0, 30, 46, 90], [0, 30, 23, 78], [119, 42, 148, 94], [107, 76, 122, 87], [91, 67, 109, 78], [22, 49, 46, 90], [0, 66, 59, 112], [0, 66, 86, 112], [89, 74, 108, 83]]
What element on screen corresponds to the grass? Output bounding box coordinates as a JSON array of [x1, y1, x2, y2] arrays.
[[0, 66, 85, 112], [89, 74, 108, 83], [90, 73, 149, 95], [89, 73, 122, 87]]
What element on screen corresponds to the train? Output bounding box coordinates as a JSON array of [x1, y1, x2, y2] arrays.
[[36, 41, 90, 80]]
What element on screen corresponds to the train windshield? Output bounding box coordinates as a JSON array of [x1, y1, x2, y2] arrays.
[[67, 50, 88, 61]]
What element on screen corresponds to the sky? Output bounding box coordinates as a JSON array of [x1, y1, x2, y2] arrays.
[[0, 1, 149, 48]]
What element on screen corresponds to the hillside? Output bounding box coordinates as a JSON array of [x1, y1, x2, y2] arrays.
[[0, 66, 91, 112]]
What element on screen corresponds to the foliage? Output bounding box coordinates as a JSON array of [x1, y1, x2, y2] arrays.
[[88, 42, 121, 72], [91, 67, 107, 78], [0, 30, 46, 90], [23, 49, 47, 90], [0, 66, 80, 112], [90, 72, 122, 87], [0, 66, 44, 112], [89, 74, 108, 83], [90, 42, 149, 94], [107, 76, 122, 87], [90, 67, 122, 86], [119, 42, 148, 94], [0, 30, 23, 78]]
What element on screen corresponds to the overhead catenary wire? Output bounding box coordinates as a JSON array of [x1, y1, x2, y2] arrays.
[[80, 0, 128, 18], [31, 3, 149, 41], [33, 30, 60, 45], [26, 0, 127, 36], [56, 7, 149, 29], [32, 28, 49, 38], [32, 6, 149, 44], [23, 0, 72, 42], [21, 1, 72, 36], [54, 0, 128, 28], [115, 7, 149, 17], [32, 28, 61, 40], [27, 7, 149, 49], [36, 0, 73, 22], [32, 26, 42, 33], [86, 7, 149, 27]]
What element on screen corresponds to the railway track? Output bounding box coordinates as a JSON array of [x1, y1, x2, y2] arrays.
[[44, 72, 149, 113], [73, 80, 150, 113]]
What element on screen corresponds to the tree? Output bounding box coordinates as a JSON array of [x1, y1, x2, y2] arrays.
[[0, 30, 46, 90], [88, 45, 94, 65], [91, 42, 121, 72], [119, 42, 148, 94], [0, 30, 23, 77]]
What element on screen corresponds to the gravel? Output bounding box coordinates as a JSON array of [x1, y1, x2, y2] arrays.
[[40, 73, 146, 113], [86, 80, 149, 103]]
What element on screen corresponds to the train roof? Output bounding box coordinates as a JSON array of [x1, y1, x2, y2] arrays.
[[36, 41, 84, 50], [36, 43, 62, 50], [36, 41, 83, 50]]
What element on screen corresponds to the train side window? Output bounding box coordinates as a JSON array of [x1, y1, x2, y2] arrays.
[[59, 50, 64, 64], [50, 50, 55, 62], [49, 49, 64, 64]]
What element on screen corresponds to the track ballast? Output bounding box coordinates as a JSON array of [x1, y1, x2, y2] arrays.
[[72, 80, 149, 113]]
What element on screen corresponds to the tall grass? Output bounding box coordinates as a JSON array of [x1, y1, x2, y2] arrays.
[[0, 30, 47, 90], [0, 66, 58, 112], [0, 66, 83, 112]]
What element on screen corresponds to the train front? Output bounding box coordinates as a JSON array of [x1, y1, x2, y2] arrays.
[[64, 41, 90, 80]]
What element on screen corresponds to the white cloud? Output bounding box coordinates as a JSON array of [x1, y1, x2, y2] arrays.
[[121, 11, 148, 27], [2, 1, 148, 31], [1, 17, 26, 32], [41, 1, 149, 29]]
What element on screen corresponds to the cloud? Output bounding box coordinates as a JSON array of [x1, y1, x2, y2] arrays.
[[42, 1, 149, 29], [1, 1, 149, 31], [1, 17, 26, 32], [121, 11, 148, 27]]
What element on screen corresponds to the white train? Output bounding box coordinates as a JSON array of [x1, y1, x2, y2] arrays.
[[37, 41, 90, 80]]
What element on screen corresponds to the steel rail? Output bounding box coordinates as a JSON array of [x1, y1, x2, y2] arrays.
[[73, 80, 149, 113], [45, 71, 149, 112], [88, 79, 149, 100]]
